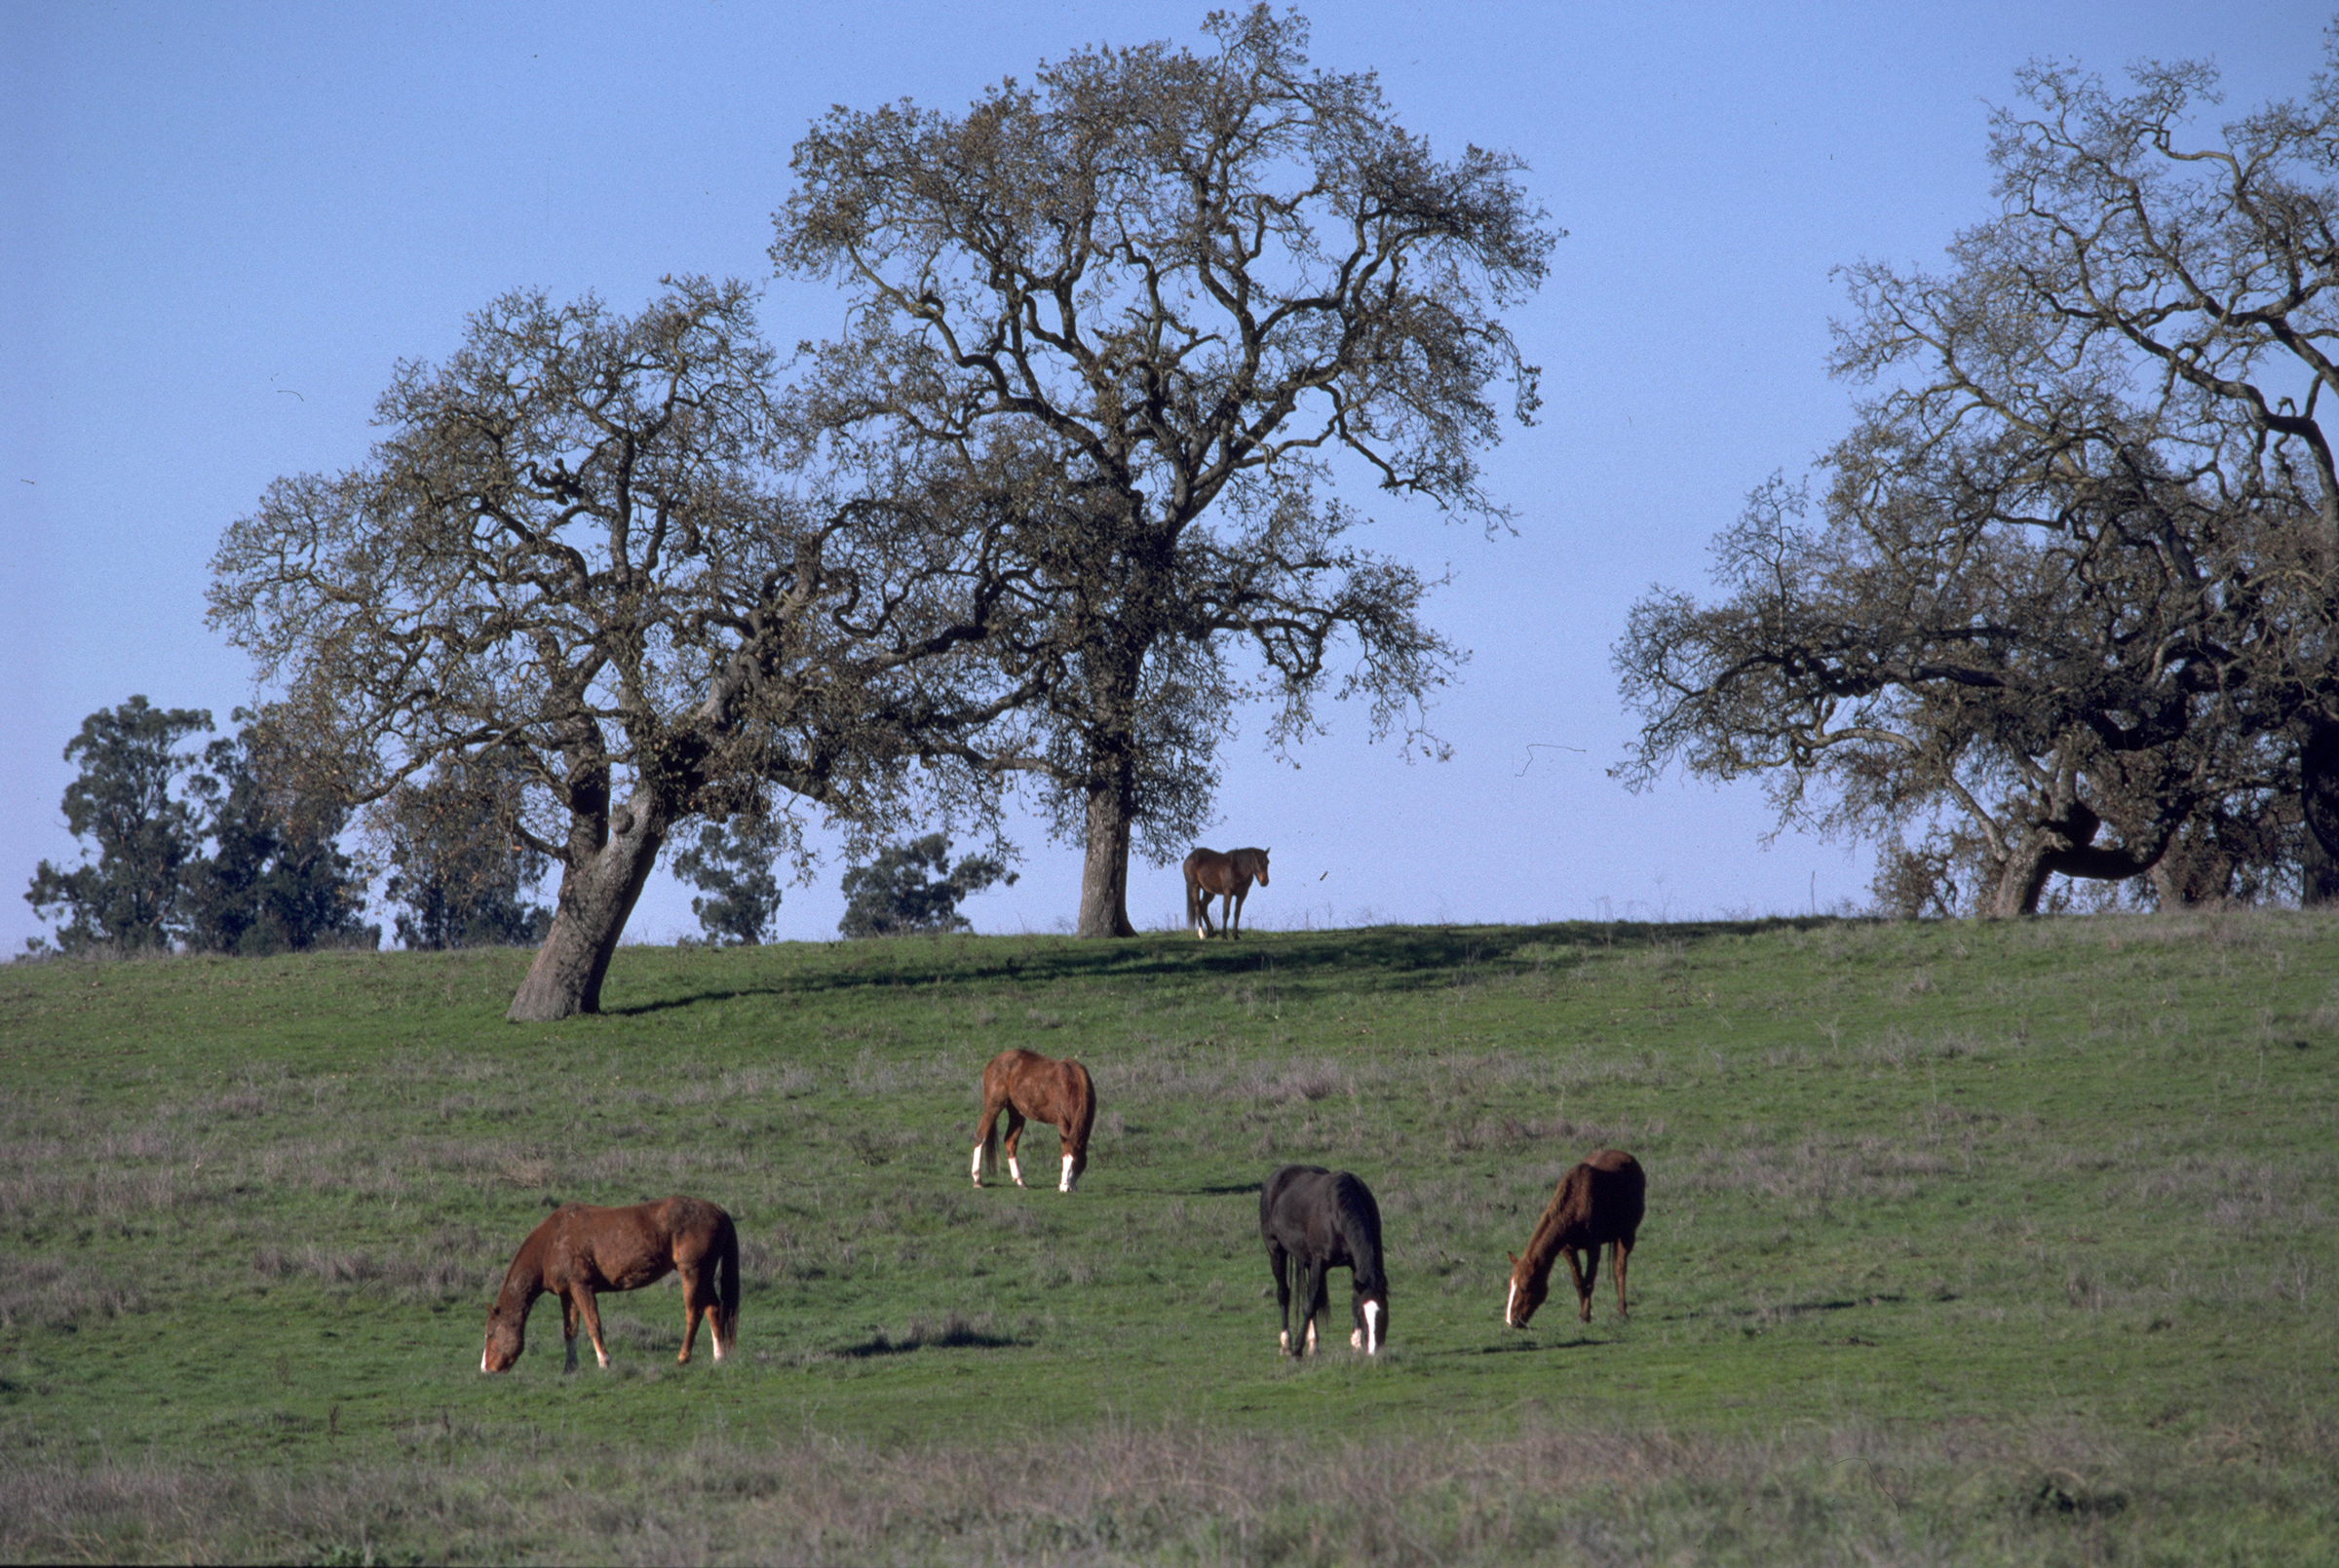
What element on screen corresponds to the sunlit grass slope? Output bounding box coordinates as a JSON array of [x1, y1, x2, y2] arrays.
[[2, 914, 2333, 1563]]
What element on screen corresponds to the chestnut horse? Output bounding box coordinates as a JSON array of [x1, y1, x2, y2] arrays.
[[1504, 1149, 1644, 1326], [972, 1049, 1096, 1193], [1184, 846, 1270, 939], [480, 1195, 738, 1372], [1261, 1165, 1389, 1356]]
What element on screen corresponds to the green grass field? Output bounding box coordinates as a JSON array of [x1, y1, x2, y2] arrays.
[[2, 913, 2334, 1563]]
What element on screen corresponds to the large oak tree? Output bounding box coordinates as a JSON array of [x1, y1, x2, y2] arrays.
[[1618, 38, 2339, 915], [211, 280, 1011, 1018], [773, 7, 1553, 935]]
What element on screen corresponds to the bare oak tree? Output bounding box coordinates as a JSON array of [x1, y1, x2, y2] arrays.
[[773, 7, 1552, 935], [211, 280, 1005, 1018], [1618, 36, 2339, 915]]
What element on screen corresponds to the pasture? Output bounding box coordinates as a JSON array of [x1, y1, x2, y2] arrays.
[[1, 912, 2333, 1564]]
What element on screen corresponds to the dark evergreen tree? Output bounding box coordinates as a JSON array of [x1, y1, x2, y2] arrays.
[[380, 754, 553, 950], [24, 697, 213, 953], [671, 816, 790, 945], [183, 717, 377, 955], [838, 834, 1014, 938]]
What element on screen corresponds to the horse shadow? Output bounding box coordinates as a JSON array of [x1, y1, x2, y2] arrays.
[[836, 1322, 1024, 1358]]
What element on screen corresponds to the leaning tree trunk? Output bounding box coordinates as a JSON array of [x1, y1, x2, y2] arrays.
[[1076, 781, 1139, 937], [507, 791, 668, 1021]]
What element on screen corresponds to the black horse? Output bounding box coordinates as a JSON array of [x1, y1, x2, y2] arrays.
[[1259, 1165, 1389, 1357]]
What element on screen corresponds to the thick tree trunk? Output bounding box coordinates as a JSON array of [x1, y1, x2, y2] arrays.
[[507, 793, 667, 1021], [1076, 783, 1138, 937], [1979, 804, 2164, 918]]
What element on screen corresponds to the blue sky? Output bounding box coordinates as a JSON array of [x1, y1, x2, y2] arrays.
[[5, 1, 2327, 948]]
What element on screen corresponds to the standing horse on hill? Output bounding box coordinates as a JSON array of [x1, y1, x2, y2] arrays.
[[1184, 846, 1270, 939], [972, 1049, 1096, 1193], [1504, 1149, 1645, 1326], [1260, 1165, 1389, 1356], [480, 1195, 738, 1372]]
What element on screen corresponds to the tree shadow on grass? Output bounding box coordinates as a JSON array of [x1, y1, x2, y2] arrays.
[[604, 917, 1850, 1018]]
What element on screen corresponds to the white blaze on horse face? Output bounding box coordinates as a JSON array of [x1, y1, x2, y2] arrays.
[[481, 1348, 491, 1373], [1363, 1300, 1382, 1355], [1059, 1153, 1076, 1192], [1506, 1278, 1519, 1326]]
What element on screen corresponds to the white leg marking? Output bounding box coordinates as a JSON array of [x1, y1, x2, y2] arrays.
[[594, 1344, 609, 1369], [1279, 1328, 1290, 1356], [711, 1325, 726, 1362], [1009, 1155, 1024, 1187], [1364, 1301, 1381, 1356], [1350, 1328, 1361, 1350], [972, 1143, 984, 1186], [1060, 1153, 1075, 1192], [1304, 1319, 1317, 1355]]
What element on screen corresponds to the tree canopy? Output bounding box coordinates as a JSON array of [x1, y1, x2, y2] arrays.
[[1617, 38, 2339, 916], [773, 6, 1551, 935], [210, 280, 1006, 1017]]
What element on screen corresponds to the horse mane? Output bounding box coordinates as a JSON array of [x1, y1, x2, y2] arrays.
[[1328, 1172, 1387, 1294]]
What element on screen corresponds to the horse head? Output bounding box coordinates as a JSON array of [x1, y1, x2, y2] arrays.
[[481, 1303, 526, 1372], [1503, 1250, 1548, 1327], [1253, 848, 1271, 885]]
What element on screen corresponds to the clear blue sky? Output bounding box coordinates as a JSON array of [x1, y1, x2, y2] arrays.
[[5, 1, 2326, 948]]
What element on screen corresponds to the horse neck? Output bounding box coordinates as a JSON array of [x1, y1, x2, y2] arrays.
[[1339, 1211, 1387, 1295], [1517, 1197, 1578, 1285], [493, 1238, 549, 1319]]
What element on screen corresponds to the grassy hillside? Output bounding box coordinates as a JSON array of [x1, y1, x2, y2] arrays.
[[2, 914, 2334, 1563]]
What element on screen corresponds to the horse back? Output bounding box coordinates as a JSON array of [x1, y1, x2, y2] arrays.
[[1547, 1149, 1645, 1245]]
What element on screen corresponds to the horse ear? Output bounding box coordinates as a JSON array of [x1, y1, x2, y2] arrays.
[[1506, 1252, 1517, 1265]]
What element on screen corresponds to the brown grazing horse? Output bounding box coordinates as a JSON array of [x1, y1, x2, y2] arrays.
[[480, 1195, 738, 1372], [972, 1048, 1096, 1193], [1504, 1149, 1645, 1326], [1183, 846, 1270, 939]]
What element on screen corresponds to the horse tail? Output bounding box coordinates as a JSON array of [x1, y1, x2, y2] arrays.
[[1068, 1061, 1097, 1171], [714, 1209, 741, 1342], [1182, 855, 1202, 930]]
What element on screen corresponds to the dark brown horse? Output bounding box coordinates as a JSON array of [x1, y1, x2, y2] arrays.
[[1184, 846, 1270, 939], [1261, 1165, 1389, 1356], [1505, 1149, 1644, 1326], [972, 1049, 1097, 1193], [480, 1195, 738, 1372]]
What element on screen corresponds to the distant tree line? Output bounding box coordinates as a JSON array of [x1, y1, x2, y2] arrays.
[[23, 697, 550, 957]]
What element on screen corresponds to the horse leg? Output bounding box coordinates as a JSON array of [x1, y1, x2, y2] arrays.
[[1003, 1108, 1029, 1188], [560, 1292, 581, 1372], [1566, 1243, 1599, 1322], [1229, 884, 1247, 939], [1188, 875, 1208, 940], [1270, 1244, 1294, 1355], [972, 1101, 997, 1187], [1057, 1122, 1077, 1193], [1612, 1238, 1632, 1319], [1301, 1260, 1328, 1355], [678, 1268, 705, 1363], [567, 1285, 610, 1368]]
